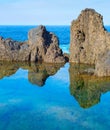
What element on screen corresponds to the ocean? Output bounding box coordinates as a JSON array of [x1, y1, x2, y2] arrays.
[[0, 25, 70, 53], [0, 25, 110, 130]]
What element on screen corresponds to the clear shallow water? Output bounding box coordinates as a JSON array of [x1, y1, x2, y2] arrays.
[[0, 26, 110, 130], [0, 62, 110, 130]]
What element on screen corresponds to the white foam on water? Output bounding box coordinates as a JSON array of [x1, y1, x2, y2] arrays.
[[60, 44, 70, 53]]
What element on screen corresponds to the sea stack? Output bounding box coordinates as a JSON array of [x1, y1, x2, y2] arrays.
[[70, 8, 110, 76], [28, 25, 65, 63], [70, 8, 110, 64]]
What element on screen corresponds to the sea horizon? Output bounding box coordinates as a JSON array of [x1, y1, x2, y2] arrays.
[[0, 25, 110, 53], [0, 0, 110, 129]]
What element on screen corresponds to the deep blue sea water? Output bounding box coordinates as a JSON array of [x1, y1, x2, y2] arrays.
[[0, 25, 110, 130], [0, 25, 70, 53]]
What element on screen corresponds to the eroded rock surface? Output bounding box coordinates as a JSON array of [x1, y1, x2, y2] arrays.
[[70, 8, 110, 64], [0, 25, 65, 63], [95, 51, 110, 77], [28, 25, 65, 63], [0, 37, 30, 61], [70, 8, 110, 76]]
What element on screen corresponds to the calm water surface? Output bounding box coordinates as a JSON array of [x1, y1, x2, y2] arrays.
[[0, 26, 110, 130]]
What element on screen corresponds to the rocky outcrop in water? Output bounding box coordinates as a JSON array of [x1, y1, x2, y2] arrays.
[[0, 37, 30, 61], [70, 8, 110, 76], [0, 25, 66, 63], [28, 25, 65, 63], [95, 51, 110, 77]]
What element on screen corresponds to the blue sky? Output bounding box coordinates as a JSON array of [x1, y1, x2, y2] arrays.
[[0, 0, 110, 25]]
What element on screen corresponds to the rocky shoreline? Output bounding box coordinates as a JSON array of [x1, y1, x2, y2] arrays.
[[0, 25, 66, 63], [0, 8, 110, 77]]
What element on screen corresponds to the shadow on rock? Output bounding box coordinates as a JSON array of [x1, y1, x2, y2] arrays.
[[69, 63, 110, 109]]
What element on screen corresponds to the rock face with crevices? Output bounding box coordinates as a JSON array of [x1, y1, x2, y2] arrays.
[[70, 8, 110, 77], [28, 25, 65, 63], [0, 37, 30, 61], [0, 25, 66, 63], [28, 26, 65, 63], [70, 8, 110, 64], [95, 51, 110, 77]]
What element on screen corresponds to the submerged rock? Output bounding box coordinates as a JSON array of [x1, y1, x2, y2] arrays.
[[70, 8, 110, 76], [0, 25, 66, 63]]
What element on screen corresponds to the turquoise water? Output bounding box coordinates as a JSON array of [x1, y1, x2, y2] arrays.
[[0, 26, 110, 130]]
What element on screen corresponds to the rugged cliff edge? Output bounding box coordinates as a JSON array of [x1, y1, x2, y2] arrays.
[[70, 8, 110, 76], [0, 25, 66, 63]]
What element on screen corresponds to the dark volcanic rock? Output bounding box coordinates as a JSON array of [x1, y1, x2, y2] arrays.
[[64, 53, 69, 62], [0, 25, 65, 63], [70, 8, 110, 76], [0, 37, 30, 61], [70, 8, 108, 64], [28, 25, 65, 63], [95, 51, 110, 77]]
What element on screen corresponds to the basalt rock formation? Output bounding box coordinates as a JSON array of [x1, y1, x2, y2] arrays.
[[28, 25, 65, 63], [0, 37, 30, 61], [0, 25, 65, 63], [95, 51, 110, 76], [70, 8, 110, 76]]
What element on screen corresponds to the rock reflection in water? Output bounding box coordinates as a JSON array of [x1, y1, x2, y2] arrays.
[[0, 61, 64, 86], [69, 63, 110, 109], [27, 63, 64, 86]]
